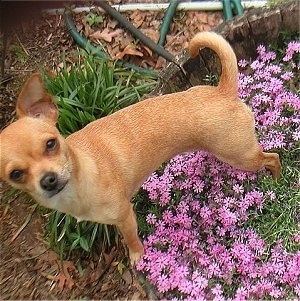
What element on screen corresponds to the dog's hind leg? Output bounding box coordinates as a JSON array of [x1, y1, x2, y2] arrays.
[[259, 151, 281, 180], [216, 146, 281, 181]]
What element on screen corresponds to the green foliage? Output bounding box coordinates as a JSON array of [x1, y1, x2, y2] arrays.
[[44, 51, 156, 136], [47, 211, 117, 257], [43, 51, 157, 258], [269, 30, 300, 63], [85, 12, 104, 26], [9, 43, 28, 63], [246, 145, 300, 253], [203, 73, 219, 86], [1, 188, 20, 203], [134, 190, 161, 237], [268, 0, 287, 7]]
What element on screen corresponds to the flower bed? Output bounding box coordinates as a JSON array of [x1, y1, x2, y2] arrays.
[[136, 40, 300, 300]]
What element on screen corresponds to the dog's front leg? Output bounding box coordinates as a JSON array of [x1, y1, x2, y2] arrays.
[[116, 203, 144, 265]]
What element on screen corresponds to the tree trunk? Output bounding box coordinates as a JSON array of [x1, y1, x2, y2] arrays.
[[151, 0, 299, 96]]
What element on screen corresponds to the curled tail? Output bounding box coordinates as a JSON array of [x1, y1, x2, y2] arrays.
[[188, 31, 238, 95]]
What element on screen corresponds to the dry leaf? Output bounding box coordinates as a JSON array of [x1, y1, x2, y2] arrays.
[[115, 45, 144, 60], [155, 56, 166, 70], [129, 10, 145, 28], [141, 45, 153, 57], [122, 269, 133, 285], [90, 28, 122, 43], [55, 261, 76, 291], [100, 282, 112, 292], [140, 28, 159, 43], [38, 250, 76, 292]]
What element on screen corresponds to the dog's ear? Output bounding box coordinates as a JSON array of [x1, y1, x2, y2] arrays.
[[16, 73, 58, 123]]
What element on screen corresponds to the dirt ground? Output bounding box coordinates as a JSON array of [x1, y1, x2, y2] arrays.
[[0, 2, 223, 299]]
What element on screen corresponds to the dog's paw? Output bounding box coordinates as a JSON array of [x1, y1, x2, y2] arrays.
[[129, 245, 144, 266]]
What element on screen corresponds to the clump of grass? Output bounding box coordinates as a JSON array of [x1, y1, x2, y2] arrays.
[[43, 50, 157, 257], [45, 51, 156, 136], [9, 42, 28, 63], [247, 148, 300, 253]]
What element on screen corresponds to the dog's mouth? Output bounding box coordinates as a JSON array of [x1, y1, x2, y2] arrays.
[[42, 179, 69, 198], [51, 180, 68, 198], [57, 180, 68, 194], [44, 179, 69, 198]]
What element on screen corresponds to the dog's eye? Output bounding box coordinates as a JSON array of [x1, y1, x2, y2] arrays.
[[10, 169, 24, 182], [46, 138, 57, 151]]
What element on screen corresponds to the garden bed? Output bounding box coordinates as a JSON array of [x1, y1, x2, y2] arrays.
[[0, 0, 299, 299], [137, 0, 300, 299], [152, 0, 299, 94]]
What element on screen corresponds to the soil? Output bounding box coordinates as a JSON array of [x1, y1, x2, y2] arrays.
[[0, 2, 223, 299]]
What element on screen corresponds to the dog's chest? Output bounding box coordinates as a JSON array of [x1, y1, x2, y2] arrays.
[[49, 185, 120, 226]]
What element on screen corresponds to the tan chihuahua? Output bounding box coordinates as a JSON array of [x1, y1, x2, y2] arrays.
[[0, 32, 281, 264]]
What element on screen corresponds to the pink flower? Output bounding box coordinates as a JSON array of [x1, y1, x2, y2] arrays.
[[218, 207, 238, 228], [234, 286, 248, 300], [281, 71, 294, 80], [257, 44, 266, 55], [138, 39, 300, 300], [251, 60, 264, 70], [292, 233, 300, 243], [212, 283, 223, 296], [295, 284, 300, 297], [192, 271, 208, 290], [162, 209, 173, 224], [265, 190, 276, 201], [233, 184, 244, 195], [178, 279, 193, 294], [283, 41, 300, 61], [156, 274, 170, 293], [146, 213, 157, 225], [238, 59, 248, 67], [292, 131, 300, 141], [269, 287, 283, 299]]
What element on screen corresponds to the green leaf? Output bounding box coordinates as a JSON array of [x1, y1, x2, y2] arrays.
[[79, 237, 90, 252]]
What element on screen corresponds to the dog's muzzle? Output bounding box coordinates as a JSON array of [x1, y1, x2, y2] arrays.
[[40, 172, 68, 198]]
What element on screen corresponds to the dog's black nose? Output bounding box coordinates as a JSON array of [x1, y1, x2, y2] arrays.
[[40, 172, 58, 191]]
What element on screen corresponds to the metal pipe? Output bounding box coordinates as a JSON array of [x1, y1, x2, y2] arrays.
[[45, 1, 268, 15]]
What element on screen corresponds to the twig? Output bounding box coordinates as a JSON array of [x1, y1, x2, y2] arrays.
[[10, 204, 38, 243], [0, 75, 14, 86], [15, 33, 30, 56], [1, 31, 7, 78], [0, 274, 14, 285], [4, 68, 35, 73]]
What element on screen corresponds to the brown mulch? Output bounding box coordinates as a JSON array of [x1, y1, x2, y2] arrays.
[[0, 2, 223, 299], [0, 192, 149, 299]]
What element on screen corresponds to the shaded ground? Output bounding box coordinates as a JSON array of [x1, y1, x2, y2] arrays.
[[0, 192, 149, 299], [0, 3, 222, 299]]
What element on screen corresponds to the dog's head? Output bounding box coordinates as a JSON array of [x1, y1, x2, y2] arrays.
[[0, 74, 72, 206]]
